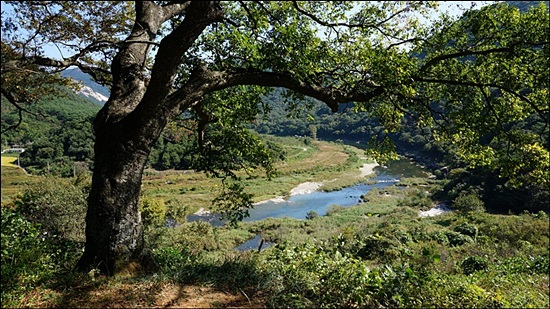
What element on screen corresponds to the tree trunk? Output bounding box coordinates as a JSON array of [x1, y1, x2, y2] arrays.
[[74, 1, 222, 275], [76, 116, 161, 275]]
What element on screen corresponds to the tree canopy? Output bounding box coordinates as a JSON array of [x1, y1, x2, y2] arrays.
[[1, 1, 548, 274]]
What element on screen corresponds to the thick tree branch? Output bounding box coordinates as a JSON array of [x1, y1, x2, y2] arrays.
[[3, 50, 113, 87], [166, 66, 385, 115], [420, 47, 514, 72], [134, 1, 224, 117], [160, 1, 191, 22]]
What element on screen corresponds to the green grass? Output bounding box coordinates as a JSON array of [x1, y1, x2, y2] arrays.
[[1, 162, 40, 205]]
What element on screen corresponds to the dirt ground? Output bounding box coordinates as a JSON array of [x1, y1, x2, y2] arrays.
[[24, 281, 266, 308]]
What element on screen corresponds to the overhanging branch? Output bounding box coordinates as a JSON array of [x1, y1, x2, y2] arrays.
[[167, 66, 385, 114], [0, 88, 45, 133], [419, 41, 548, 72]]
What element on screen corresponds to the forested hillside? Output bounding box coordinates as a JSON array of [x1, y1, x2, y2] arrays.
[[1, 87, 99, 176], [61, 68, 110, 105]]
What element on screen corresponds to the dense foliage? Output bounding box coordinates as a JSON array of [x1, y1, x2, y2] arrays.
[[1, 178, 87, 306], [1, 88, 99, 177]]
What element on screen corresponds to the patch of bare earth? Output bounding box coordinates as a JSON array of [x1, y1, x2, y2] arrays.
[[153, 284, 264, 308], [23, 281, 265, 308], [303, 143, 348, 167]]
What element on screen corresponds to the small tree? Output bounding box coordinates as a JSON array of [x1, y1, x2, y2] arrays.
[[139, 196, 166, 228], [453, 192, 485, 215]]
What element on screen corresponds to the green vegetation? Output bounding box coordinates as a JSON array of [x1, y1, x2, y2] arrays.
[[140, 136, 373, 222], [1, 87, 99, 177], [2, 160, 548, 307]]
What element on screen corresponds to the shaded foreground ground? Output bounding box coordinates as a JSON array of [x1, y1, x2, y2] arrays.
[[21, 277, 265, 308]]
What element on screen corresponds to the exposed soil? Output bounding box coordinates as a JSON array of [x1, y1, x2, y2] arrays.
[[24, 281, 266, 308]]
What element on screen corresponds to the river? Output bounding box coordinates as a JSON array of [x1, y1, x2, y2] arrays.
[[185, 158, 427, 225], [243, 158, 426, 220]]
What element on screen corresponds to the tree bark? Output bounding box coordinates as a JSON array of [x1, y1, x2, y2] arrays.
[[73, 0, 383, 275], [76, 117, 160, 274]]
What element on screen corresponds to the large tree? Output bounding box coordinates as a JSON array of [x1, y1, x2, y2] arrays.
[[1, 1, 548, 274]]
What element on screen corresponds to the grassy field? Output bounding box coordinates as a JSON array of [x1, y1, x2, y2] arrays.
[[1, 154, 19, 167], [1, 155, 40, 205]]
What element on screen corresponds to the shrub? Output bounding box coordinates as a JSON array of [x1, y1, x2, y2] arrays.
[[453, 222, 478, 238], [152, 245, 194, 275], [262, 242, 375, 308], [357, 234, 402, 262], [139, 196, 167, 227], [15, 178, 87, 242], [460, 256, 488, 274], [305, 210, 318, 220], [453, 192, 485, 215], [1, 209, 82, 306], [445, 230, 473, 246]]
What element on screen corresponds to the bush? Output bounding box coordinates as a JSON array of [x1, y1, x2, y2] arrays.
[[453, 192, 485, 215], [1, 208, 82, 306], [357, 234, 402, 262], [445, 231, 473, 246], [460, 256, 488, 274], [15, 178, 87, 242], [139, 196, 167, 227], [152, 245, 194, 276], [305, 210, 318, 220], [453, 222, 478, 238]]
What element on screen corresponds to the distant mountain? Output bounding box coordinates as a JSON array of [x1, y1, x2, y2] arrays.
[[506, 1, 549, 12], [61, 68, 110, 105]]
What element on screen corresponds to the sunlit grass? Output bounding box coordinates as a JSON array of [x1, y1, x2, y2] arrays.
[[1, 155, 19, 167], [1, 162, 40, 204]]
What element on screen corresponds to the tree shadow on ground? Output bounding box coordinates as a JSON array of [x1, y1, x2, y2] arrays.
[[48, 259, 266, 308]]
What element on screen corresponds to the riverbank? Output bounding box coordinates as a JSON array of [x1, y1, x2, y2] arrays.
[[359, 162, 378, 177], [290, 162, 379, 195], [254, 161, 380, 205]]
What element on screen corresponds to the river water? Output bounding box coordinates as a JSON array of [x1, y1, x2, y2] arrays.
[[185, 158, 427, 224], [243, 174, 399, 221], [244, 158, 427, 221]]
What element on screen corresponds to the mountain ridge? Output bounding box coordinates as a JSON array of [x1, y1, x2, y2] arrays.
[[61, 68, 110, 105]]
